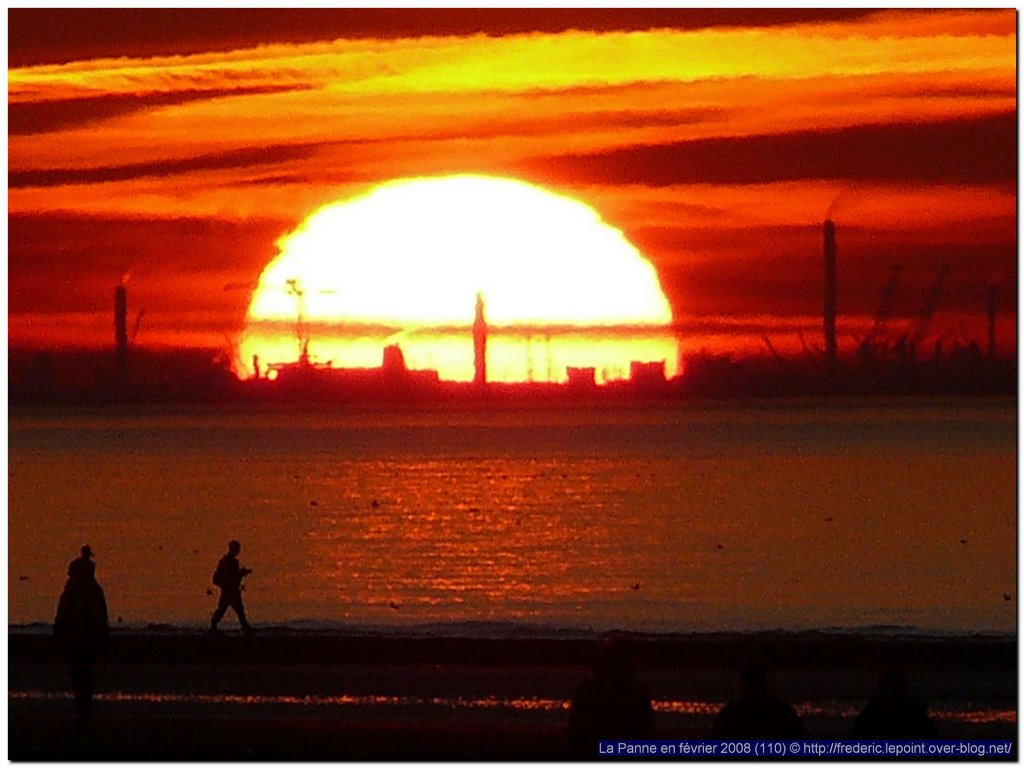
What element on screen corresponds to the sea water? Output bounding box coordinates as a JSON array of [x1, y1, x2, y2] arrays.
[[8, 399, 1017, 634]]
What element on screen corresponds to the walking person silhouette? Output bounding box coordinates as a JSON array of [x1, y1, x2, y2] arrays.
[[210, 540, 254, 635], [54, 545, 109, 721]]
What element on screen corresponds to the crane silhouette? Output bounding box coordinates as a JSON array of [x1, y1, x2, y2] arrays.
[[865, 264, 902, 348], [284, 278, 310, 361], [224, 278, 336, 362], [908, 264, 948, 353]]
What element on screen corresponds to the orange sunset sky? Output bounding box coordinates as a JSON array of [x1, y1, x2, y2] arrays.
[[7, 8, 1018, 366]]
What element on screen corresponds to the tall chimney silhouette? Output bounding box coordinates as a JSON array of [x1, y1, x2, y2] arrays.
[[115, 284, 129, 387], [987, 285, 997, 360], [473, 292, 487, 386], [823, 219, 837, 375]]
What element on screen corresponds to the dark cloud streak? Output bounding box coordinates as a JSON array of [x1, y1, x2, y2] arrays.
[[9, 85, 307, 136], [9, 8, 880, 67], [8, 213, 291, 276], [529, 113, 1017, 186], [650, 220, 1016, 320], [8, 144, 322, 188], [8, 103, 728, 188]]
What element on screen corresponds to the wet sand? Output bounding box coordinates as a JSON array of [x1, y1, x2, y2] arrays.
[[9, 629, 1016, 760]]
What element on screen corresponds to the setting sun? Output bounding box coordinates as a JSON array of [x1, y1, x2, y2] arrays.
[[238, 175, 677, 382], [7, 12, 1017, 759]]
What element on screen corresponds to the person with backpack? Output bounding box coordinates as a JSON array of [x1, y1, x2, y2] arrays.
[[210, 539, 254, 635]]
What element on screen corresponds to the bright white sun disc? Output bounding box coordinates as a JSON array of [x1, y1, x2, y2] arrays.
[[239, 174, 678, 382]]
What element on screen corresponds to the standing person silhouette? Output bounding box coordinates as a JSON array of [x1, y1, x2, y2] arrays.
[[54, 545, 109, 721], [849, 669, 938, 739], [568, 632, 655, 757], [210, 540, 254, 634], [711, 660, 805, 739]]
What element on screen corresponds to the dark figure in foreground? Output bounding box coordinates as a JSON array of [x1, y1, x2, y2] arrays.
[[849, 670, 938, 739], [711, 660, 805, 739], [54, 545, 109, 721], [568, 632, 655, 757], [210, 540, 254, 634]]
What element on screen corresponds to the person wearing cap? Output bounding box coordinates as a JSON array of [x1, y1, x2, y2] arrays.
[[210, 539, 254, 635], [54, 545, 109, 721]]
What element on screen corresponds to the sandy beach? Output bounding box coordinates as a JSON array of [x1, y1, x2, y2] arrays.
[[8, 628, 1016, 760]]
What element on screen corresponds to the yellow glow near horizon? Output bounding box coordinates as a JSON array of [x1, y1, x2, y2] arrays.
[[238, 175, 677, 382]]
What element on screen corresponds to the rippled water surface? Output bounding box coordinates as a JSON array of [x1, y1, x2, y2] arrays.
[[8, 400, 1016, 633]]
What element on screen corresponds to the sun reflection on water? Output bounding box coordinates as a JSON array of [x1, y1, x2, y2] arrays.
[[9, 690, 1015, 724]]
